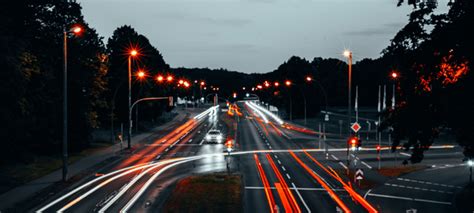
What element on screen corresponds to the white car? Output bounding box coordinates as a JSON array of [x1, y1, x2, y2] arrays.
[[205, 129, 223, 143]]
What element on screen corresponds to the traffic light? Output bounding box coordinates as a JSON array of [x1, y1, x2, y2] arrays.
[[348, 136, 361, 151], [226, 140, 233, 153], [226, 140, 233, 148]]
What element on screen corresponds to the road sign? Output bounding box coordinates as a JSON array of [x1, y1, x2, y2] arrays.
[[355, 168, 364, 180], [351, 122, 361, 133]]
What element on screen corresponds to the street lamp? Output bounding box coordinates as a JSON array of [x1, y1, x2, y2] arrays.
[[391, 71, 399, 79], [166, 75, 173, 82], [62, 24, 82, 182], [343, 49, 353, 168], [156, 75, 164, 82], [127, 48, 139, 150], [137, 70, 146, 79], [284, 80, 294, 121]]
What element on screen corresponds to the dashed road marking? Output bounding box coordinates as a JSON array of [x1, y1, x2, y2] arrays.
[[286, 173, 291, 179], [396, 178, 462, 189], [367, 193, 452, 205], [384, 183, 453, 194], [338, 162, 348, 170]]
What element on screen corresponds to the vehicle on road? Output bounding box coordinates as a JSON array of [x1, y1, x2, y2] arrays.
[[205, 129, 223, 143]]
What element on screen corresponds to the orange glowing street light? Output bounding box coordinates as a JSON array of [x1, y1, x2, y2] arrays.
[[183, 81, 190, 88], [167, 75, 173, 82], [130, 49, 138, 57], [200, 81, 205, 86], [274, 82, 280, 87], [257, 85, 263, 89], [391, 71, 399, 79], [264, 81, 270, 88], [72, 26, 82, 34], [306, 76, 313, 82], [137, 70, 146, 79], [178, 79, 184, 85], [156, 75, 164, 82], [285, 80, 292, 86]]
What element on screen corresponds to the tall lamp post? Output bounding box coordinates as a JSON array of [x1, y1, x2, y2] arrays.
[[343, 50, 352, 168], [127, 49, 138, 149], [62, 25, 82, 182], [285, 80, 293, 121]]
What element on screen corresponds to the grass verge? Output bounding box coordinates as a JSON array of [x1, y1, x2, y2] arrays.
[[376, 165, 427, 177], [164, 173, 242, 213]]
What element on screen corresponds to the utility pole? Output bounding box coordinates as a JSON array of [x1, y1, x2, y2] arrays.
[[127, 55, 132, 149], [62, 28, 68, 182], [344, 50, 353, 168]]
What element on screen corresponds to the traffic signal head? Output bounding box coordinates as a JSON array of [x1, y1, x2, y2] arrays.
[[350, 138, 357, 145], [226, 140, 233, 149]]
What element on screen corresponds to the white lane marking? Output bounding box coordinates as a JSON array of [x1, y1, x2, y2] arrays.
[[199, 139, 205, 145], [286, 173, 291, 180], [361, 161, 373, 169], [338, 162, 348, 170], [274, 155, 278, 159], [281, 166, 286, 171], [277, 160, 282, 165], [396, 178, 462, 189], [291, 182, 311, 213], [188, 139, 193, 143], [400, 152, 410, 157], [349, 154, 372, 169], [363, 189, 372, 199], [367, 193, 452, 205], [384, 183, 453, 194], [331, 155, 339, 161]]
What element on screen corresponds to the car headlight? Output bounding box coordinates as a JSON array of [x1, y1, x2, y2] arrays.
[[216, 135, 222, 140], [206, 135, 211, 140]]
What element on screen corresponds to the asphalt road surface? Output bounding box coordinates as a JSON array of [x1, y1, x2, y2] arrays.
[[34, 102, 468, 213]]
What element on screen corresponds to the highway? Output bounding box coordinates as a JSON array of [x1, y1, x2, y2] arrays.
[[33, 102, 467, 213]]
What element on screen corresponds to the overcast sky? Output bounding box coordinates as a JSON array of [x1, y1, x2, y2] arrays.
[[80, 0, 449, 73]]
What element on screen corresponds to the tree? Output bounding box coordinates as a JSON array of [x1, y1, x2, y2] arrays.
[[382, 0, 474, 163]]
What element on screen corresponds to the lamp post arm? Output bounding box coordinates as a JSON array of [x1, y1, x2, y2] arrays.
[[130, 97, 171, 111]]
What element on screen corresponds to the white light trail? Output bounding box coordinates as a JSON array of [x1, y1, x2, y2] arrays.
[[194, 105, 219, 120], [248, 101, 284, 125], [245, 101, 268, 123]]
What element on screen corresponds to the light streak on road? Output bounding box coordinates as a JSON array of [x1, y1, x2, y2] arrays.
[[266, 154, 301, 213], [303, 151, 378, 213], [289, 151, 351, 213], [194, 105, 219, 120], [245, 101, 268, 123], [248, 102, 284, 125], [36, 158, 182, 213], [254, 154, 276, 213], [120, 156, 202, 212]]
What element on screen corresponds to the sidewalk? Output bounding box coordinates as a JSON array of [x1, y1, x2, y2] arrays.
[[0, 111, 192, 211]]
